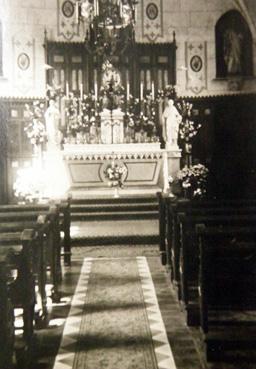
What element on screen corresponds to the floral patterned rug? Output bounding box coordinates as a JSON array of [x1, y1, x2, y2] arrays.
[[53, 257, 176, 369]]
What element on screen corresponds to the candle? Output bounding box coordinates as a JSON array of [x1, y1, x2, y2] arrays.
[[120, 1, 123, 18], [127, 81, 130, 101], [94, 0, 96, 16], [140, 82, 143, 101], [94, 80, 98, 101], [96, 0, 99, 15], [75, 1, 79, 23], [151, 81, 155, 100], [80, 83, 83, 100], [66, 82, 69, 98]]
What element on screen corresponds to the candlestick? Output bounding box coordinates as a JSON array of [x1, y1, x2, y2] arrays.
[[66, 82, 69, 98], [94, 80, 98, 103], [140, 82, 143, 101], [151, 81, 155, 100], [93, 0, 96, 16], [75, 1, 79, 24], [120, 1, 123, 18], [80, 83, 83, 100], [127, 81, 130, 101]]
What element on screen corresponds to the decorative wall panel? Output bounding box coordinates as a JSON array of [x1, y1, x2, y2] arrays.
[[12, 36, 35, 94], [57, 0, 80, 40], [141, 0, 163, 42], [185, 41, 207, 95]]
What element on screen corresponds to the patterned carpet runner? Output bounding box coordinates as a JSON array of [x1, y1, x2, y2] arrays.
[[53, 257, 176, 369]]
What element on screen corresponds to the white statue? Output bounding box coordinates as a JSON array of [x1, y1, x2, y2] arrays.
[[44, 99, 69, 198], [44, 99, 60, 150], [223, 29, 243, 75], [162, 98, 182, 146]]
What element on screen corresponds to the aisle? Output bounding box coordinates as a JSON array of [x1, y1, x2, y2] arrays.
[[34, 247, 203, 369], [53, 257, 176, 369]]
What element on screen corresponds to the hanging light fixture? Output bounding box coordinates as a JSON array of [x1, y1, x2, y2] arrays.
[[76, 0, 137, 59]]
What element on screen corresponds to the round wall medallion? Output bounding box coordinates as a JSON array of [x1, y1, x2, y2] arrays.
[[190, 55, 203, 72], [17, 53, 30, 71], [146, 3, 158, 20], [62, 0, 75, 18]]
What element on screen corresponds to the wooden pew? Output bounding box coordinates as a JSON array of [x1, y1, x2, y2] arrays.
[[165, 198, 256, 291], [0, 221, 59, 368], [178, 213, 256, 326], [0, 195, 72, 266], [0, 257, 15, 369], [197, 225, 256, 361], [157, 192, 174, 267], [0, 205, 62, 309]]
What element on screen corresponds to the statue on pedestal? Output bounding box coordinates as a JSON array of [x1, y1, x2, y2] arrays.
[[162, 98, 182, 147]]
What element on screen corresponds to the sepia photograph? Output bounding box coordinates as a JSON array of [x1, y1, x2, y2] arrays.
[[0, 0, 256, 368]]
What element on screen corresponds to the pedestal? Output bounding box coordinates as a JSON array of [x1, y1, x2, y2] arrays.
[[165, 143, 182, 179]]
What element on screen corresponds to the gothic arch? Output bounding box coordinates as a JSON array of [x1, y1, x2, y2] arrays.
[[215, 9, 253, 78]]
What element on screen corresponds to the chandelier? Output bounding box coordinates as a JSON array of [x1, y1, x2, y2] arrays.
[[76, 0, 137, 59]]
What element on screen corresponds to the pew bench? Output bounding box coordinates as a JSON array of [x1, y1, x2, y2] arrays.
[[0, 255, 15, 369], [178, 213, 256, 326], [0, 196, 71, 266], [158, 195, 256, 277], [0, 207, 61, 305], [197, 225, 256, 361], [0, 230, 37, 368], [161, 197, 256, 282]]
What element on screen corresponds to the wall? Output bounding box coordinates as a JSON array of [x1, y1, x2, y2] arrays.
[[0, 0, 256, 98]]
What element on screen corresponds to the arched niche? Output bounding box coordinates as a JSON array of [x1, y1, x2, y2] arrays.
[[215, 9, 253, 78]]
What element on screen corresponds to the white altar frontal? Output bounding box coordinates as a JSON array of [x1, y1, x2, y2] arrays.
[[62, 143, 181, 196]]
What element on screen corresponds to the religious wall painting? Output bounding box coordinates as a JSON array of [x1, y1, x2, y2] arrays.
[[215, 10, 253, 79], [142, 0, 163, 42], [185, 42, 207, 95], [12, 36, 35, 94], [57, 0, 80, 40]]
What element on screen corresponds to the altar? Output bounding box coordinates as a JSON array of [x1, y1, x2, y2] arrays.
[[62, 143, 181, 195]]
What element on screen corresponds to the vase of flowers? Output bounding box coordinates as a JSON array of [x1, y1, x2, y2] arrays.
[[176, 100, 202, 167], [177, 164, 209, 199], [24, 101, 47, 149], [104, 159, 127, 196]]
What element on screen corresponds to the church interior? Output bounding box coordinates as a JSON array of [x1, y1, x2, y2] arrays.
[[1, 0, 256, 368]]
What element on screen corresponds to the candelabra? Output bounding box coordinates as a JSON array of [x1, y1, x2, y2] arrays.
[[76, 0, 137, 59]]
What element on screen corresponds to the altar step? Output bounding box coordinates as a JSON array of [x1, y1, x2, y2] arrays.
[[70, 196, 159, 245], [70, 197, 159, 221]]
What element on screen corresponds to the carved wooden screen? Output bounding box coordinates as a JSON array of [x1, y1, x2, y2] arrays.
[[135, 43, 176, 96], [46, 42, 176, 97], [46, 42, 89, 94]]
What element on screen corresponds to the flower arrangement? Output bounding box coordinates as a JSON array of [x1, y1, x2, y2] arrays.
[[104, 160, 127, 188], [177, 164, 209, 199], [156, 85, 177, 100], [124, 96, 159, 143], [24, 101, 47, 146], [65, 93, 100, 143], [176, 100, 201, 144], [13, 167, 47, 203], [100, 83, 125, 111]]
